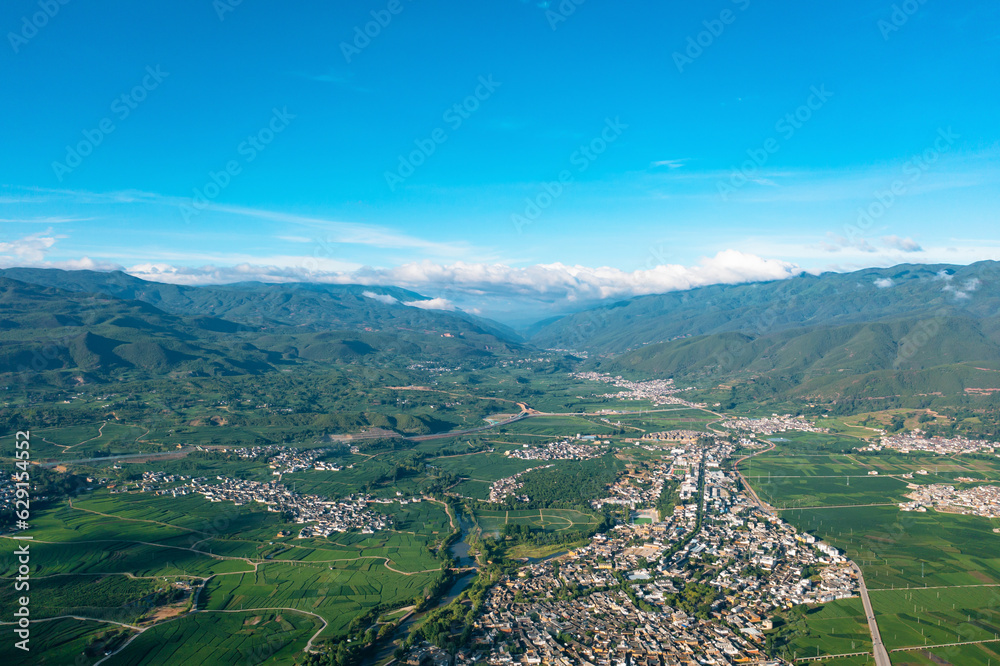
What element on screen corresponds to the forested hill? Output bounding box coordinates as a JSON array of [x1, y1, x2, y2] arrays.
[[530, 261, 1000, 355], [0, 273, 526, 385], [0, 267, 520, 343]]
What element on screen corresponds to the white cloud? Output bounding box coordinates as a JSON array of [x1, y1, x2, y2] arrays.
[[943, 277, 981, 300], [881, 235, 923, 252], [404, 297, 456, 311], [0, 231, 61, 263], [874, 277, 894, 288], [345, 250, 801, 302], [362, 291, 399, 305], [49, 249, 801, 306]]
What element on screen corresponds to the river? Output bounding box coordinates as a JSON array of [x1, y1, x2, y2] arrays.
[[361, 517, 478, 665]]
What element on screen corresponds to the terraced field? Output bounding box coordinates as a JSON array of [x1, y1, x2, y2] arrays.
[[109, 611, 320, 665]]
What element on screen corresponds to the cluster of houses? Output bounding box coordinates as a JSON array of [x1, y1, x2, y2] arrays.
[[590, 459, 672, 510], [267, 447, 340, 475], [900, 483, 1000, 518], [570, 372, 705, 409], [719, 415, 828, 436], [400, 435, 858, 666], [488, 466, 554, 504], [129, 473, 393, 535], [638, 430, 705, 444], [111, 470, 193, 496], [217, 444, 288, 460], [466, 588, 784, 666], [505, 439, 606, 461], [864, 429, 997, 455]]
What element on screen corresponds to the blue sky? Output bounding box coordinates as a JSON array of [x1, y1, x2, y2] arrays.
[[2, 0, 999, 321]]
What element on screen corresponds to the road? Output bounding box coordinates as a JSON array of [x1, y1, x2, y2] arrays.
[[38, 448, 193, 468], [731, 441, 777, 514], [733, 441, 891, 666], [852, 562, 892, 666]]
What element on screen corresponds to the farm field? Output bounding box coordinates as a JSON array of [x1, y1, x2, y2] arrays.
[[0, 618, 124, 665], [449, 478, 490, 500], [870, 586, 1000, 651], [0, 574, 168, 623], [769, 598, 873, 662], [499, 415, 617, 437], [602, 408, 718, 433], [430, 451, 539, 481], [108, 610, 320, 665], [472, 508, 602, 535], [755, 475, 911, 508], [746, 441, 1000, 664], [890, 641, 1000, 664], [772, 506, 1000, 589], [201, 558, 439, 637], [740, 449, 1000, 483]]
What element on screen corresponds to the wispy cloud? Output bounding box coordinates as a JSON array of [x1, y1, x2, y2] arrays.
[[1, 186, 476, 258], [650, 159, 687, 169], [881, 235, 923, 252], [288, 69, 370, 93], [0, 216, 93, 224]]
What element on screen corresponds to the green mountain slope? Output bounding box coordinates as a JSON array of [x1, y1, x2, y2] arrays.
[[531, 261, 1000, 354], [0, 276, 522, 385], [601, 316, 1000, 400], [0, 268, 522, 343]]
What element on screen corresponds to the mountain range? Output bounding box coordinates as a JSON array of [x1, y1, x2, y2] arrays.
[[0, 269, 525, 384], [3, 262, 1000, 403]]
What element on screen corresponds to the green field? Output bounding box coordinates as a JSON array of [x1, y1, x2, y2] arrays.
[[0, 618, 128, 665], [871, 586, 1000, 651], [499, 415, 617, 437], [472, 508, 602, 535], [109, 610, 321, 665], [746, 439, 1000, 661], [201, 559, 437, 637], [769, 598, 873, 661], [430, 451, 539, 481]]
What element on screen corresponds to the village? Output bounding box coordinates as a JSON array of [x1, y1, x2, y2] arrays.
[[718, 415, 829, 436], [505, 438, 608, 462], [899, 482, 1000, 518], [126, 470, 393, 535], [864, 429, 998, 455], [403, 435, 859, 666], [570, 372, 705, 409], [487, 466, 554, 504]]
